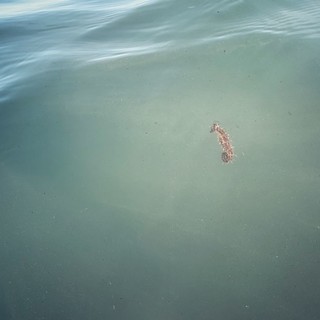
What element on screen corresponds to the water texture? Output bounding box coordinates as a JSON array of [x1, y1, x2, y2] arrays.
[[1, 0, 320, 319]]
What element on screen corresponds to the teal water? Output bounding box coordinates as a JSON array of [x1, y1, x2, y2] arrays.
[[1, 1, 320, 319]]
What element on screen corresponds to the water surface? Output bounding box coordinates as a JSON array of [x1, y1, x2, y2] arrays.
[[1, 0, 320, 319]]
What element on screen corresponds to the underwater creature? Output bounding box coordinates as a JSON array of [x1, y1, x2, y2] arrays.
[[210, 123, 234, 163]]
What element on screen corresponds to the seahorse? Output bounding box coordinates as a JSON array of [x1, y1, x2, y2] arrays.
[[210, 123, 234, 163]]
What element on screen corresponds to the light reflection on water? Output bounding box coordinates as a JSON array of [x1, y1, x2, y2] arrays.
[[1, 0, 320, 95]]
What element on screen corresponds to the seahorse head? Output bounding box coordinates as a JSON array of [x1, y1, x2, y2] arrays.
[[210, 123, 219, 133]]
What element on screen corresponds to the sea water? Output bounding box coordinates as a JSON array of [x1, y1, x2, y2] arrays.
[[1, 0, 320, 319]]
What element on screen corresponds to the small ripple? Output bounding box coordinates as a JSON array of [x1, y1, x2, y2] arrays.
[[196, 0, 320, 43], [1, 0, 320, 96], [85, 41, 172, 63]]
